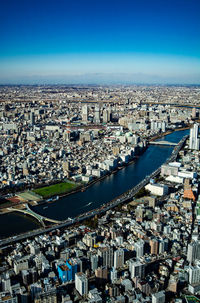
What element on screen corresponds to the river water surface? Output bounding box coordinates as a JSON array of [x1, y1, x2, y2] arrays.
[[0, 129, 189, 239]]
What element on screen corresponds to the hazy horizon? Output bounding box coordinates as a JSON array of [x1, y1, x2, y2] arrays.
[[0, 72, 200, 86]]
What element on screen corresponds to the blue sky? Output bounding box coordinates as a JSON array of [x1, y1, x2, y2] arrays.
[[0, 0, 200, 84]]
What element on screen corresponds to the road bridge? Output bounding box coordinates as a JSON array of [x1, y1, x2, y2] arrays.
[[8, 204, 63, 227], [149, 140, 177, 146]]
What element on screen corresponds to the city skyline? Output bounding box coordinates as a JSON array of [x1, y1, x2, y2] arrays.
[[0, 0, 200, 84]]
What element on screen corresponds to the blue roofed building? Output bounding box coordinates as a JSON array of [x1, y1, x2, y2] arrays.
[[57, 259, 79, 283]]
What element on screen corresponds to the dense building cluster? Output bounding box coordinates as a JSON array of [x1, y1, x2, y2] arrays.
[[0, 86, 197, 191], [0, 85, 200, 302], [0, 139, 200, 302]]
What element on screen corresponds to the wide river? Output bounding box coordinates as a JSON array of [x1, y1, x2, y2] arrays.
[[0, 129, 189, 239]]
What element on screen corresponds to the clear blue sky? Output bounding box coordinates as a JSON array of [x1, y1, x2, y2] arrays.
[[0, 0, 200, 84]]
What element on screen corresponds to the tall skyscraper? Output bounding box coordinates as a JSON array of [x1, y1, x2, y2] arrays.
[[189, 123, 200, 150]]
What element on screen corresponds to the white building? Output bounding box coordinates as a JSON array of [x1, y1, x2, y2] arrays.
[[94, 105, 100, 123], [189, 266, 200, 284], [82, 104, 88, 122], [152, 291, 165, 303], [110, 267, 118, 283], [129, 260, 145, 279], [165, 175, 184, 184], [134, 239, 144, 258], [75, 272, 88, 296], [187, 241, 200, 263], [189, 123, 200, 150], [145, 183, 168, 196], [178, 170, 197, 179]]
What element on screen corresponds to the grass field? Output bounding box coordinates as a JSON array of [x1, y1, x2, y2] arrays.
[[33, 182, 78, 199]]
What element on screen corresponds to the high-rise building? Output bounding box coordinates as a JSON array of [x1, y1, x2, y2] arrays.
[[57, 258, 80, 282], [1, 274, 11, 292], [83, 232, 96, 247], [75, 272, 88, 296], [114, 248, 124, 269], [192, 107, 197, 119], [98, 246, 113, 268], [150, 239, 159, 255], [129, 260, 145, 279], [187, 241, 200, 263], [189, 266, 200, 284], [132, 134, 140, 145], [151, 121, 166, 132], [95, 266, 108, 282], [152, 291, 165, 303], [189, 123, 200, 150], [90, 254, 98, 271], [110, 267, 118, 283], [94, 104, 100, 123], [82, 104, 88, 122], [134, 240, 145, 258], [103, 109, 110, 123], [159, 239, 168, 254], [30, 111, 35, 126]]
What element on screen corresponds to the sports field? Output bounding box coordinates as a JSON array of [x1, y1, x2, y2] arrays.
[[33, 182, 78, 198]]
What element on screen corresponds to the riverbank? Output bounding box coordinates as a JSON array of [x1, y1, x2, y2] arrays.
[[0, 127, 190, 216], [0, 131, 189, 243], [149, 125, 190, 141], [0, 157, 139, 215]]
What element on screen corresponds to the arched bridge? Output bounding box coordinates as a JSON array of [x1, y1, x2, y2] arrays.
[[8, 204, 63, 227], [149, 140, 177, 146]]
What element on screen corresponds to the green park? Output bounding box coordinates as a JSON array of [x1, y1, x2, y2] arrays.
[[33, 181, 78, 199]]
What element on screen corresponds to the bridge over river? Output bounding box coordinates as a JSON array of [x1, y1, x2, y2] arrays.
[[8, 204, 63, 227], [149, 140, 177, 146]]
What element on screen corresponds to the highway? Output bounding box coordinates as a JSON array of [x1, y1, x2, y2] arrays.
[[0, 135, 188, 249]]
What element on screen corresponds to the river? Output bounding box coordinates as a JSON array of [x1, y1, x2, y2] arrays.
[[0, 129, 189, 239]]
